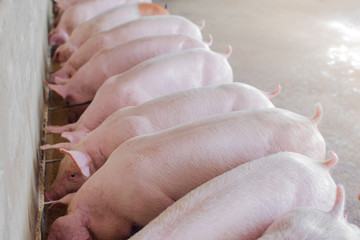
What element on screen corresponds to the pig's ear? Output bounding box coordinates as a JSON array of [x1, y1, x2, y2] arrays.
[[46, 123, 75, 134], [330, 185, 345, 218], [54, 76, 69, 85], [60, 148, 91, 177], [40, 142, 73, 151], [61, 129, 89, 143], [47, 83, 68, 100], [49, 192, 75, 209]]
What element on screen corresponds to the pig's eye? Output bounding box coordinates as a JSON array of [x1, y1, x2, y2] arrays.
[[70, 174, 76, 178]]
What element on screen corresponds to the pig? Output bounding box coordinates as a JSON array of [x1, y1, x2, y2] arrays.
[[45, 47, 232, 135], [129, 152, 337, 240], [47, 143, 334, 240], [47, 47, 232, 105], [49, 0, 152, 46], [41, 82, 281, 201], [51, 15, 205, 80], [259, 185, 360, 240], [52, 3, 170, 63], [50, 34, 212, 85], [46, 104, 325, 206]]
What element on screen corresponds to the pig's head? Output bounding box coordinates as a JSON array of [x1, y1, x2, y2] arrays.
[[45, 148, 93, 201], [61, 129, 90, 143], [48, 214, 89, 240], [259, 185, 360, 240]]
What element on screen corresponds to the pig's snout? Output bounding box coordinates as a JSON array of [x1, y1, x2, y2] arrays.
[[45, 189, 60, 202], [45, 183, 68, 202]]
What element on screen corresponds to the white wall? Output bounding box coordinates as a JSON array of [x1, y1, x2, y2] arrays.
[[0, 0, 48, 239]]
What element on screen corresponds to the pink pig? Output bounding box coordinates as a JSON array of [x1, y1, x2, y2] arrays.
[[52, 3, 169, 63], [259, 185, 360, 239], [47, 104, 329, 240], [41, 82, 280, 201], [50, 34, 212, 85], [47, 47, 232, 105], [49, 0, 151, 46], [52, 15, 205, 80], [129, 152, 337, 240], [45, 47, 233, 135]]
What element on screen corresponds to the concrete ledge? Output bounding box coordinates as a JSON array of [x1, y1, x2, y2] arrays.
[[0, 0, 49, 239]]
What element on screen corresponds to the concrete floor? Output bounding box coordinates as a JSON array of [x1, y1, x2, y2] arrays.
[[154, 0, 360, 225], [44, 0, 360, 236]]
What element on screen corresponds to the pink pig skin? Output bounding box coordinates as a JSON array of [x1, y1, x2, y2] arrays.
[[47, 46, 232, 105], [41, 82, 280, 201], [55, 0, 88, 12], [49, 34, 211, 85], [52, 15, 205, 79], [53, 0, 83, 18], [49, 0, 152, 46], [53, 3, 169, 63], [129, 152, 337, 240], [47, 106, 328, 240], [46, 47, 233, 135], [259, 185, 360, 240]]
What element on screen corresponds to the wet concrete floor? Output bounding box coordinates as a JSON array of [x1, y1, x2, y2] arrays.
[[158, 0, 360, 224]]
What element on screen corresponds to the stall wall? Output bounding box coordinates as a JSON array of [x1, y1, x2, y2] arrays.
[[0, 0, 48, 239]]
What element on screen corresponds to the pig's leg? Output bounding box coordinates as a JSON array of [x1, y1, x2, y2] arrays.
[[40, 142, 73, 151], [46, 122, 76, 133]]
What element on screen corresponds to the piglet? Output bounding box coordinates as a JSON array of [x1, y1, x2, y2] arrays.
[[259, 185, 360, 240], [49, 0, 151, 46], [47, 46, 232, 105], [50, 34, 212, 85], [46, 47, 232, 135], [52, 15, 205, 80], [129, 152, 337, 240], [47, 106, 326, 240], [41, 82, 280, 201], [53, 3, 169, 63]]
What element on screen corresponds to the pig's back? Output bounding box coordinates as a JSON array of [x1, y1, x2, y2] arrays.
[[114, 48, 233, 95], [119, 82, 273, 131], [110, 108, 319, 200], [73, 4, 141, 42], [101, 15, 203, 42], [129, 152, 336, 240], [100, 34, 209, 77]]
